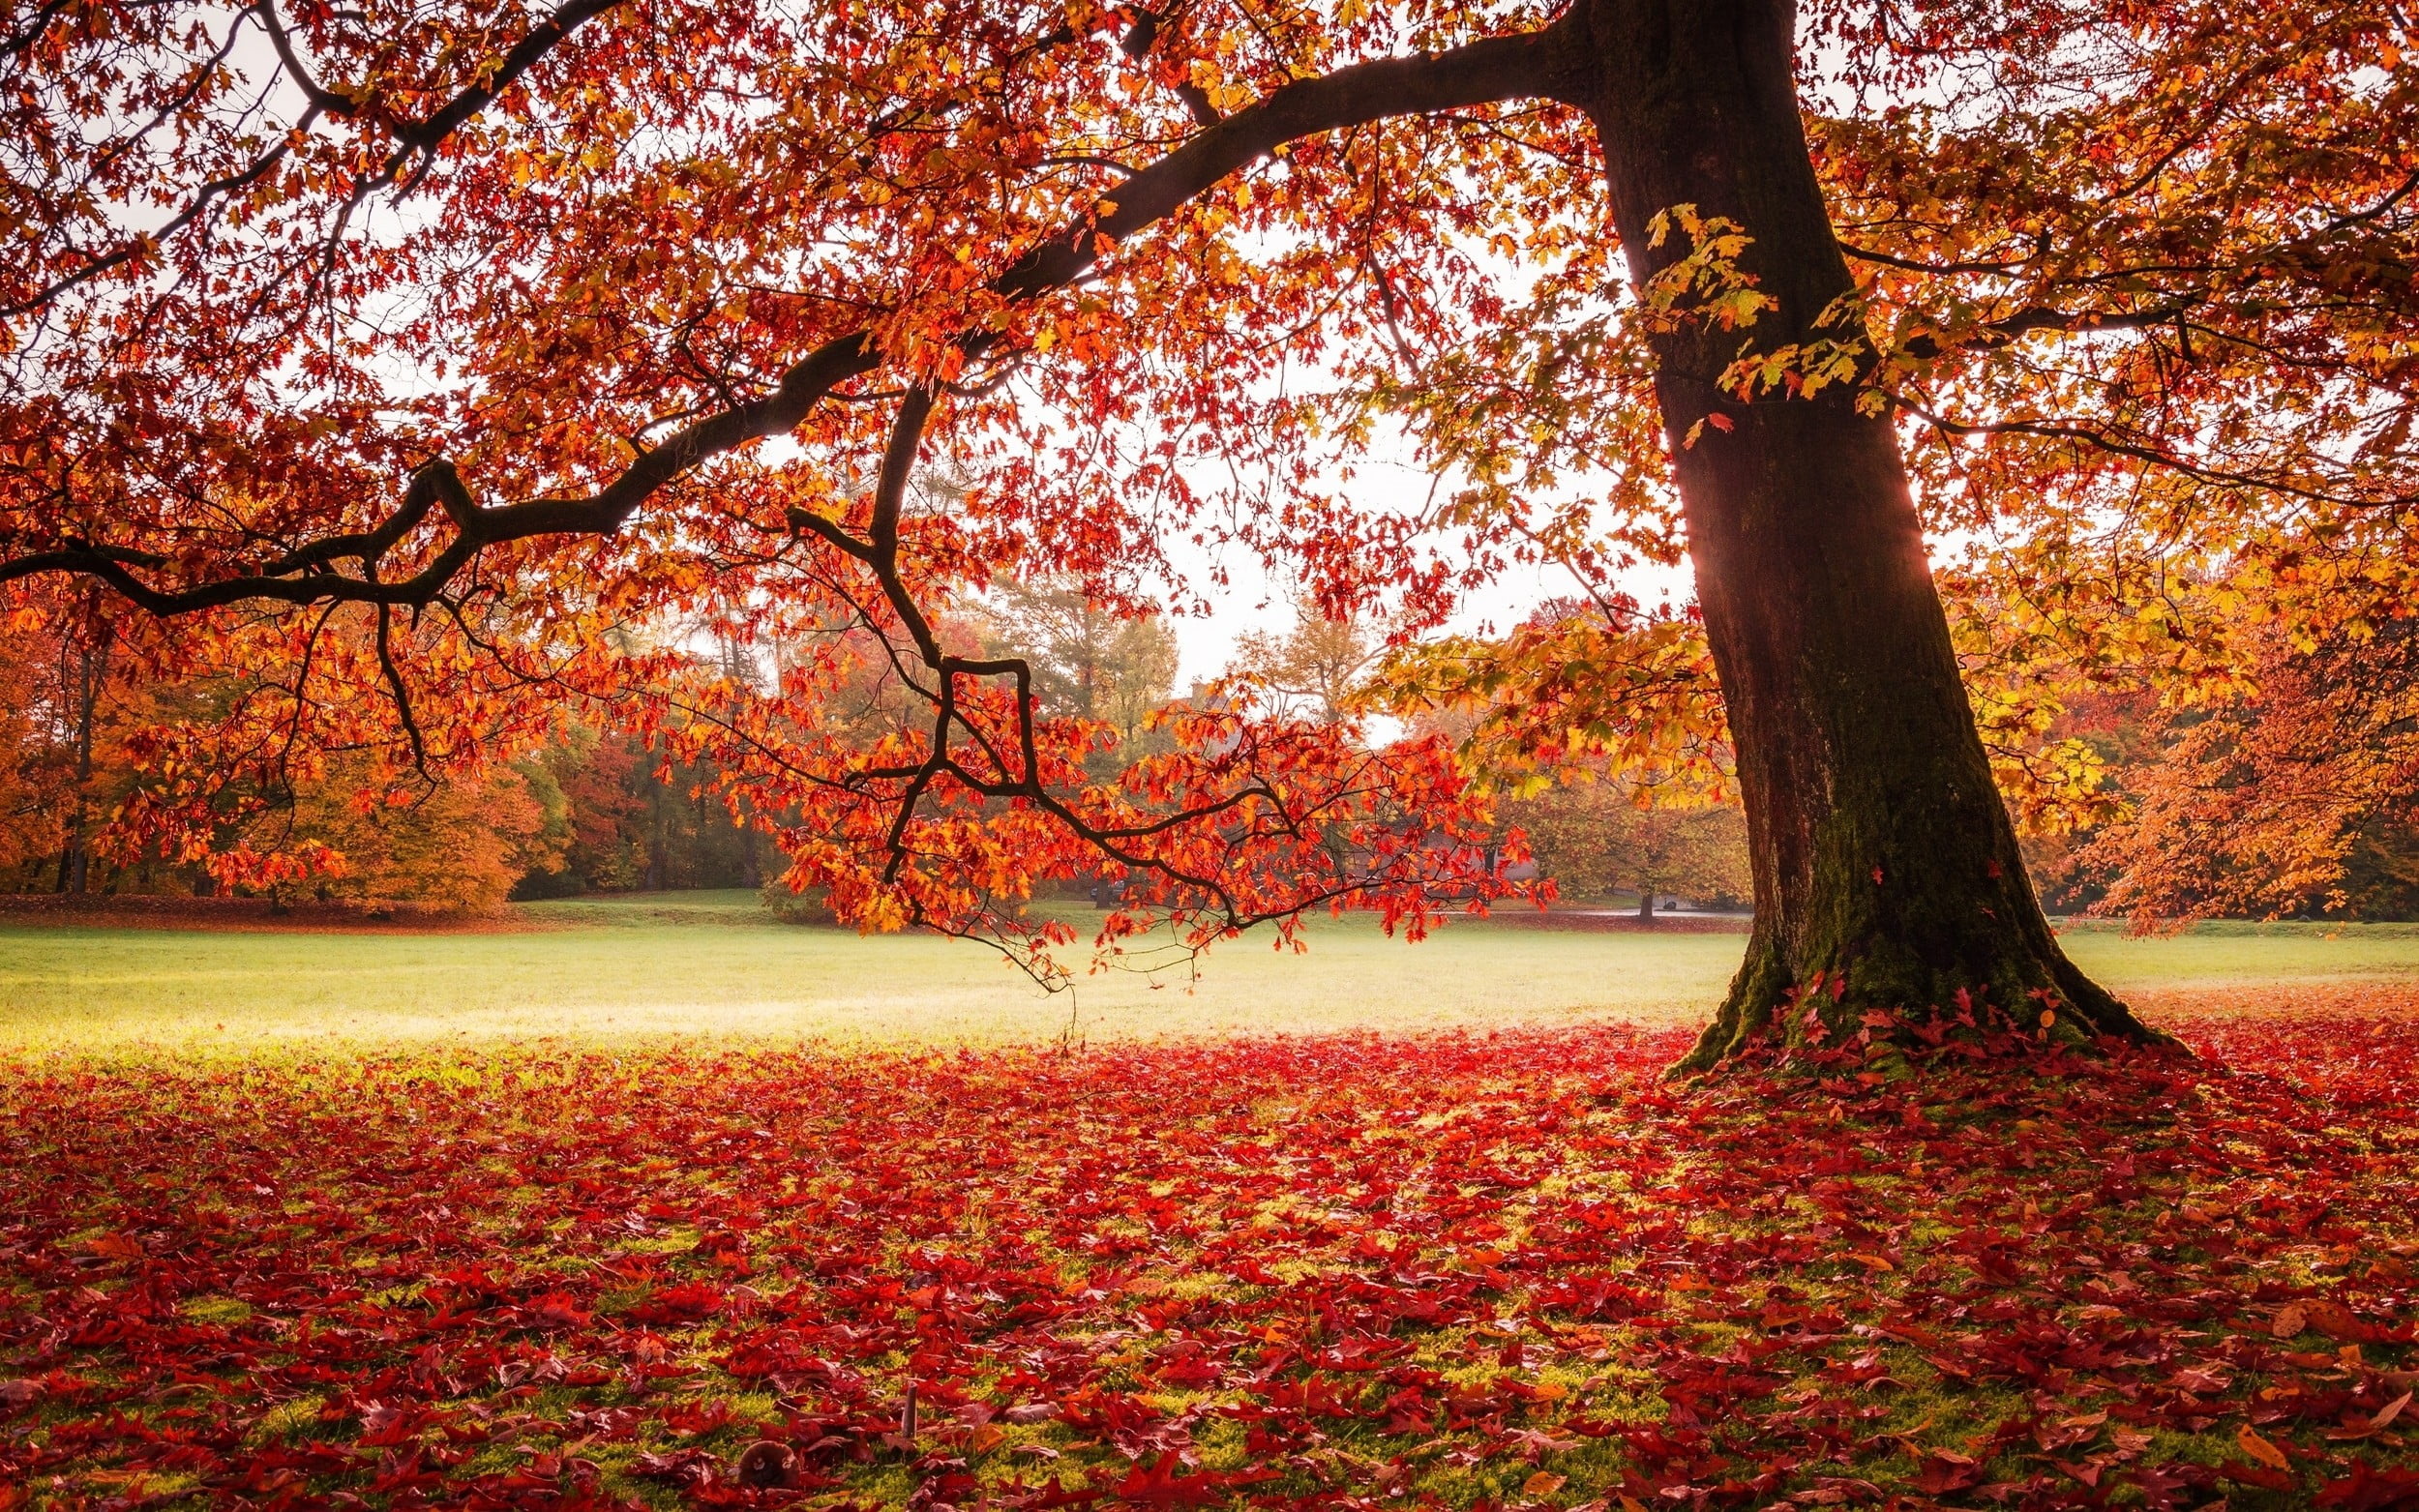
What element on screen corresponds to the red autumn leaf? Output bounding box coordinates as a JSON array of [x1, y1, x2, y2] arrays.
[[2330, 1392, 2415, 1442], [1109, 1454, 1272, 1505], [2307, 1299, 2407, 1346], [2315, 1457, 2419, 1512], [1911, 1450, 1986, 1496], [2219, 1458, 2299, 1493]]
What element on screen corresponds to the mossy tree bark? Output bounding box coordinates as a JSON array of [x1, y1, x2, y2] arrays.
[[1569, 0, 2163, 1068]]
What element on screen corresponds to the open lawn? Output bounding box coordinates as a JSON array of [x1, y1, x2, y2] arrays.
[[2, 899, 2416, 1511], [3, 891, 2417, 1053]]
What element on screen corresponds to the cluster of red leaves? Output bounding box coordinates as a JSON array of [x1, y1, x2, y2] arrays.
[[3, 1013, 2415, 1512]]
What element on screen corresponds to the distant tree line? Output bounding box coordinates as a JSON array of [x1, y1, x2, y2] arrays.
[[4, 578, 2409, 923], [0, 610, 766, 911]]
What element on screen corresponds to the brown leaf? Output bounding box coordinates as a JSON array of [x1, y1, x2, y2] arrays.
[[2305, 1299, 2383, 1344], [733, 1440, 797, 1489]]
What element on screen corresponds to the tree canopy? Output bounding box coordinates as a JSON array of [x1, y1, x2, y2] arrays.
[[2, 0, 2411, 1044]]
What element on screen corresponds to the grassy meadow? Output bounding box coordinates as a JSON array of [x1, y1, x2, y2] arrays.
[[1, 889, 2413, 1054]]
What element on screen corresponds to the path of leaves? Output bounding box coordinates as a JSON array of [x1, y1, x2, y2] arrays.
[[3, 1010, 2416, 1511]]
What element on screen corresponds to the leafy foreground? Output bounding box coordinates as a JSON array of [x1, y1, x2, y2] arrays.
[[3, 1014, 2416, 1512]]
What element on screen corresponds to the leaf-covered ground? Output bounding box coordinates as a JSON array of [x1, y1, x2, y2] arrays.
[[3, 1009, 2415, 1511]]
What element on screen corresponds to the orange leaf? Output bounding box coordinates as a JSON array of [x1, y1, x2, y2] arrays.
[[2235, 1424, 2289, 1471], [2306, 1298, 2383, 1344]]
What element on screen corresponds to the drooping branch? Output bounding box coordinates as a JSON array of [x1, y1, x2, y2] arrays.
[[0, 457, 510, 611], [777, 374, 1417, 922]]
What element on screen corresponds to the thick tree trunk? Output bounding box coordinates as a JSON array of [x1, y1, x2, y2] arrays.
[[1573, 0, 2163, 1068]]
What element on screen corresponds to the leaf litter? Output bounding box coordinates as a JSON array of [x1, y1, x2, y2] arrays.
[[1, 1005, 2414, 1510]]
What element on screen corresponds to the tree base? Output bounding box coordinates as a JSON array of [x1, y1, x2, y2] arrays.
[[1674, 918, 2177, 1076]]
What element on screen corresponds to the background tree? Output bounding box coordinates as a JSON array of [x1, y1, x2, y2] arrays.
[[0, 613, 759, 909], [1229, 597, 1394, 726], [1507, 776, 1751, 918], [2059, 619, 2419, 928], [3, 0, 2411, 1062], [527, 726, 653, 895], [284, 756, 565, 913], [971, 576, 1182, 769], [0, 623, 60, 876]]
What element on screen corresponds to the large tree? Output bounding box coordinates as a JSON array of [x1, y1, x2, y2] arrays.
[[2, 0, 2409, 1060]]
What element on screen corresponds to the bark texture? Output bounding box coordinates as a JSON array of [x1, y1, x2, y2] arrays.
[[1569, 0, 2164, 1067]]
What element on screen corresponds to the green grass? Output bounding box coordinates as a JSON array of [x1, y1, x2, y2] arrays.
[[0, 889, 2413, 1055], [2054, 916, 2419, 978]]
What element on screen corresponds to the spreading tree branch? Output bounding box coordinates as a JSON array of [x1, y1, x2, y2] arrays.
[[1, 17, 1585, 613]]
